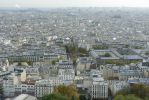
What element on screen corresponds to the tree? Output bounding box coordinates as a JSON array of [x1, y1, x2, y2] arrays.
[[18, 62, 22, 66], [114, 95, 125, 100], [78, 48, 89, 57], [125, 44, 129, 48], [27, 61, 33, 66], [144, 97, 149, 100], [92, 45, 108, 50], [65, 44, 89, 58], [73, 59, 77, 66], [115, 87, 130, 96], [54, 85, 79, 100], [145, 52, 149, 56], [79, 95, 87, 100], [125, 94, 142, 100], [115, 84, 149, 99], [104, 53, 111, 57], [39, 93, 68, 100], [0, 86, 3, 99], [52, 60, 56, 65], [114, 94, 142, 100], [51, 58, 59, 65]]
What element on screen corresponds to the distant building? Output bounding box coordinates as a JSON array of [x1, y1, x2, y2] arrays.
[[26, 67, 39, 75], [109, 80, 128, 95], [0, 71, 11, 78], [34, 80, 53, 98], [89, 69, 108, 100], [3, 74, 19, 97], [119, 70, 144, 80], [90, 81, 108, 100], [128, 78, 149, 85], [76, 57, 92, 72], [15, 83, 35, 96], [58, 69, 75, 84], [58, 60, 73, 69], [90, 49, 143, 65], [102, 65, 119, 80]]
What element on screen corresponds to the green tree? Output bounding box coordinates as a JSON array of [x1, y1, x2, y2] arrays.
[[92, 45, 108, 50], [40, 93, 68, 100], [18, 62, 22, 66], [114, 94, 142, 100], [104, 53, 111, 57], [78, 48, 89, 57], [0, 86, 3, 99], [115, 84, 149, 99], [125, 94, 142, 100], [54, 85, 79, 100], [27, 61, 33, 66], [144, 97, 149, 100], [52, 60, 56, 65], [79, 95, 87, 100], [51, 58, 60, 65], [114, 95, 125, 100]]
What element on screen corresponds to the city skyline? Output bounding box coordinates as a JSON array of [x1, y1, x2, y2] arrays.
[[0, 0, 149, 8]]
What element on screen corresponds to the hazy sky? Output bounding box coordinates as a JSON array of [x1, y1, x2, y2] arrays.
[[1, 0, 149, 8]]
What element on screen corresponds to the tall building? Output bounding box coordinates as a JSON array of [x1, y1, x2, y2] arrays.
[[89, 69, 108, 100], [35, 80, 53, 98], [3, 73, 19, 97], [90, 81, 108, 100]]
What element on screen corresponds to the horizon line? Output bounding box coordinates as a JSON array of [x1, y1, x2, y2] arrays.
[[1, 6, 149, 9]]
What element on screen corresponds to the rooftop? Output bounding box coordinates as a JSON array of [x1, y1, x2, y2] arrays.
[[13, 94, 37, 100]]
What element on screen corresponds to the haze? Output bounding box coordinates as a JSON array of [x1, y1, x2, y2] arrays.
[[1, 0, 149, 8]]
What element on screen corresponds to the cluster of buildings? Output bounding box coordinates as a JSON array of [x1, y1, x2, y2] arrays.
[[0, 43, 149, 100], [0, 8, 149, 100]]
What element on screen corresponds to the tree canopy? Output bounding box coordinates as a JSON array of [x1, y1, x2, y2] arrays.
[[114, 94, 142, 100], [40, 85, 79, 100], [39, 93, 68, 100], [54, 84, 79, 100], [92, 45, 108, 50], [115, 84, 149, 100]]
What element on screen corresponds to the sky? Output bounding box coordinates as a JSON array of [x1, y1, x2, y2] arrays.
[[1, 0, 149, 8]]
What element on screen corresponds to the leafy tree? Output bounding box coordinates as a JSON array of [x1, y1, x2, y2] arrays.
[[18, 62, 22, 66], [114, 95, 125, 100], [144, 97, 149, 100], [51, 56, 65, 65], [65, 44, 89, 60], [92, 45, 108, 50], [125, 44, 130, 48], [52, 60, 56, 65], [78, 48, 89, 56], [114, 94, 142, 100], [51, 58, 60, 65], [54, 85, 79, 100], [103, 53, 111, 57], [116, 87, 130, 96], [0, 86, 3, 99], [27, 61, 33, 66], [39, 93, 68, 100], [125, 94, 142, 100], [145, 52, 149, 56], [115, 84, 149, 99], [129, 84, 149, 99], [0, 86, 3, 95], [104, 59, 141, 65], [79, 95, 87, 100]]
